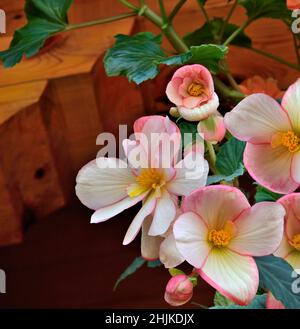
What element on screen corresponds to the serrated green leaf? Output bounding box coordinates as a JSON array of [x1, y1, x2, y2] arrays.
[[184, 19, 252, 48], [254, 184, 283, 202], [214, 291, 235, 307], [238, 0, 291, 20], [0, 0, 72, 67], [189, 44, 228, 74], [211, 294, 267, 309], [147, 259, 162, 268], [255, 255, 300, 309], [169, 268, 185, 276], [114, 257, 146, 291]]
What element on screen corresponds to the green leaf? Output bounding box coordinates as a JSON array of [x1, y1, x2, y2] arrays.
[[255, 255, 300, 309], [254, 184, 283, 202], [189, 44, 228, 74], [0, 0, 72, 68], [114, 257, 146, 291], [104, 32, 191, 84], [147, 259, 162, 268], [198, 0, 207, 4], [214, 291, 235, 307], [169, 268, 185, 276], [184, 19, 252, 48], [177, 120, 200, 149], [238, 0, 291, 20], [207, 137, 246, 185], [211, 294, 267, 309]]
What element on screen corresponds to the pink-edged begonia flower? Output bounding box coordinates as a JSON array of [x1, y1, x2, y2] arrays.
[[76, 115, 209, 246], [164, 274, 194, 306], [166, 64, 219, 122], [266, 292, 285, 309], [287, 0, 300, 9], [275, 193, 300, 271], [197, 111, 226, 144], [173, 186, 285, 305], [225, 78, 300, 194], [239, 76, 284, 99]]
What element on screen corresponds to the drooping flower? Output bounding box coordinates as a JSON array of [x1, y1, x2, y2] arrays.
[[76, 115, 209, 246], [239, 75, 284, 99], [287, 0, 300, 10], [275, 193, 300, 271], [173, 186, 285, 305], [224, 79, 300, 194], [164, 274, 194, 306], [197, 111, 226, 143], [266, 292, 285, 309], [166, 64, 219, 122]]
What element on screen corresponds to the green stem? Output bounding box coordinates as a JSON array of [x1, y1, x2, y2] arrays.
[[293, 33, 300, 65], [169, 0, 187, 23], [206, 141, 217, 174], [158, 0, 168, 23], [225, 70, 240, 92], [65, 12, 137, 31], [223, 19, 250, 46], [118, 0, 138, 10], [250, 47, 300, 71], [213, 76, 244, 102], [219, 0, 238, 41], [197, 0, 210, 22]]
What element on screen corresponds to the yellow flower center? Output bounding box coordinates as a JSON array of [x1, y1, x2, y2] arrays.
[[290, 234, 300, 251], [128, 168, 166, 198], [271, 131, 300, 153], [207, 221, 235, 247], [187, 82, 206, 97]]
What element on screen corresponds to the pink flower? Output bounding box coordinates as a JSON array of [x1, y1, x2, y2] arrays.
[[76, 115, 208, 246], [173, 186, 285, 305], [239, 76, 284, 99], [275, 193, 300, 271], [287, 0, 300, 9], [224, 79, 300, 194], [166, 64, 219, 122], [164, 274, 194, 306], [266, 292, 285, 309], [197, 112, 226, 143]]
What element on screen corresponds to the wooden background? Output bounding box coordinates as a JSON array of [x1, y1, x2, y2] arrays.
[[0, 0, 299, 308]]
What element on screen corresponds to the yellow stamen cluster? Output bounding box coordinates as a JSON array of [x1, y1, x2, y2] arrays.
[[290, 234, 300, 251], [208, 229, 232, 247], [136, 168, 166, 190], [277, 131, 300, 153], [187, 82, 206, 97]]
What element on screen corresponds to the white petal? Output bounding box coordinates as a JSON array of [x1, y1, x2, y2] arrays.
[[148, 190, 177, 236], [76, 158, 135, 210], [141, 216, 163, 260], [291, 151, 300, 184], [159, 232, 185, 268], [123, 194, 157, 245], [229, 202, 285, 256]]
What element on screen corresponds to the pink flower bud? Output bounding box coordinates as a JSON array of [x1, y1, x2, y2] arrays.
[[164, 274, 193, 306], [197, 112, 226, 143]]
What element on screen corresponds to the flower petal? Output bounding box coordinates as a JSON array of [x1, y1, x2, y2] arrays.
[[75, 158, 136, 210], [141, 216, 163, 260], [173, 212, 211, 269], [148, 190, 177, 236], [182, 186, 250, 229], [266, 292, 285, 309], [166, 78, 183, 106], [198, 248, 259, 306], [244, 143, 298, 194], [291, 151, 300, 184], [285, 250, 300, 271], [229, 202, 285, 256], [123, 194, 157, 245], [274, 235, 294, 259], [224, 94, 291, 144], [281, 78, 300, 132], [159, 232, 185, 268], [167, 152, 209, 196]]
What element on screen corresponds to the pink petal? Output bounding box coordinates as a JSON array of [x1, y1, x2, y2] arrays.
[[229, 202, 285, 256], [166, 78, 183, 106], [198, 249, 259, 306], [181, 186, 250, 230], [123, 194, 157, 245], [76, 158, 136, 210], [244, 143, 298, 194], [274, 236, 294, 259], [266, 292, 285, 309], [173, 212, 211, 268], [141, 216, 163, 260], [291, 151, 300, 184], [282, 78, 300, 132], [183, 96, 202, 108], [197, 112, 226, 143], [224, 94, 291, 144], [285, 250, 300, 271], [159, 232, 185, 268]]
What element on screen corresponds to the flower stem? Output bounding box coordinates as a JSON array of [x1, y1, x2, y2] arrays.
[[223, 20, 250, 46], [65, 12, 137, 31], [118, 0, 138, 10], [169, 0, 187, 23], [219, 0, 238, 41], [197, 0, 210, 22], [213, 76, 244, 102], [206, 141, 217, 174], [158, 0, 168, 23]]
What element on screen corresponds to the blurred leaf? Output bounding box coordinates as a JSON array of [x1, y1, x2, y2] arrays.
[[255, 255, 300, 309], [169, 268, 185, 276], [184, 18, 252, 48], [0, 0, 72, 67], [114, 257, 146, 291], [147, 259, 162, 268], [207, 163, 244, 185], [211, 294, 267, 309], [214, 291, 235, 307], [254, 184, 283, 202]]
